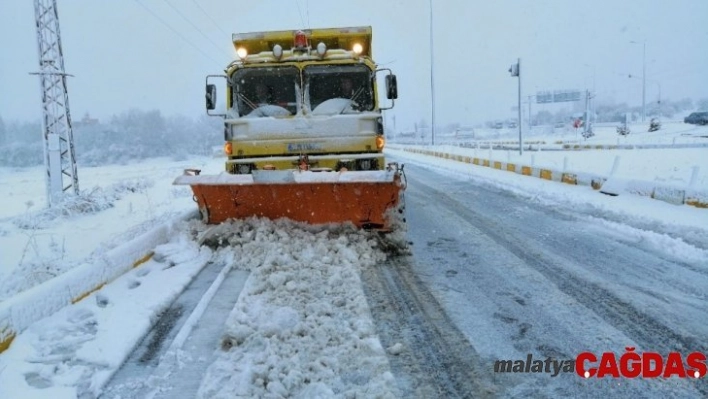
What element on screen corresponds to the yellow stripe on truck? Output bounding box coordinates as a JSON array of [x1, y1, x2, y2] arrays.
[[231, 137, 379, 157]]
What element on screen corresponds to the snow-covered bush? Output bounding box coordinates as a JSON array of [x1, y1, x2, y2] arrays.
[[110, 177, 154, 195], [12, 178, 155, 229], [0, 142, 43, 167]]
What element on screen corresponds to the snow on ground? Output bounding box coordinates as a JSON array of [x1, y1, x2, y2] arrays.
[[1, 154, 399, 398], [0, 120, 707, 398], [3, 121, 705, 304], [426, 119, 708, 147], [415, 145, 707, 188], [0, 156, 222, 301], [0, 226, 212, 399], [195, 220, 396, 399], [387, 121, 708, 240], [385, 148, 708, 246], [0, 217, 398, 398], [395, 122, 708, 189]]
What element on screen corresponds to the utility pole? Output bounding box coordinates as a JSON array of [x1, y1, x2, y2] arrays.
[[630, 40, 646, 122], [527, 95, 533, 130], [641, 41, 646, 122], [429, 0, 436, 146], [509, 58, 522, 155], [32, 0, 79, 206], [583, 90, 594, 138], [518, 58, 522, 155]]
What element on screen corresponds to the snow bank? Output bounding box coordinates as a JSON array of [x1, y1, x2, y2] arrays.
[[391, 145, 708, 208], [196, 218, 398, 398], [0, 224, 212, 399], [0, 210, 198, 354], [0, 157, 221, 301]]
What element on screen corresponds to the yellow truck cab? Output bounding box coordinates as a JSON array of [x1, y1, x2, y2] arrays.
[[205, 26, 398, 174]]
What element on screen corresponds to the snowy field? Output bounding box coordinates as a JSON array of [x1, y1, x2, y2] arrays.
[[393, 121, 708, 189], [0, 121, 707, 397], [0, 156, 222, 301]]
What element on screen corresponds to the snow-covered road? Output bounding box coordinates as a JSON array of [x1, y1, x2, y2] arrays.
[[97, 220, 400, 399], [96, 155, 707, 398], [391, 158, 708, 397], [102, 260, 249, 399]]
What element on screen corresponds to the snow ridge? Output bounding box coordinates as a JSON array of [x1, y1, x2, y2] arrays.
[[196, 218, 398, 398]]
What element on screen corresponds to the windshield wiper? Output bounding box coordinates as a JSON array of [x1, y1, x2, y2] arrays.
[[238, 92, 259, 111], [338, 87, 366, 114]]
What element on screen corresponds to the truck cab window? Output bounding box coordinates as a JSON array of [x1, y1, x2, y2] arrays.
[[232, 67, 300, 117], [304, 64, 374, 115]]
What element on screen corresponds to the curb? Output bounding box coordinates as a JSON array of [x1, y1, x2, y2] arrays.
[[391, 146, 708, 209], [0, 210, 199, 354], [560, 143, 708, 151]]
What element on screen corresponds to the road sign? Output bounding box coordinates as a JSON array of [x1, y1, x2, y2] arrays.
[[536, 91, 553, 103], [536, 90, 581, 103]]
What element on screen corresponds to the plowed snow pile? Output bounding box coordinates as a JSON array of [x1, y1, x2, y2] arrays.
[[196, 218, 399, 398]]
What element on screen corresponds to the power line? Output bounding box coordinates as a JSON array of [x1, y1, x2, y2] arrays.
[[377, 59, 397, 66], [161, 0, 227, 57], [294, 0, 307, 29], [133, 0, 223, 65], [189, 0, 230, 38]]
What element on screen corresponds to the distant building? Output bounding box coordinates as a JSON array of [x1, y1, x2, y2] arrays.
[[74, 112, 99, 128], [454, 127, 475, 139]]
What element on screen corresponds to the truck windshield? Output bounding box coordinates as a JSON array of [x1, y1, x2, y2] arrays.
[[231, 66, 300, 118], [304, 64, 374, 115]]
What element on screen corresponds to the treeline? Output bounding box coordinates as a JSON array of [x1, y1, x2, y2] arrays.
[[0, 110, 223, 167]]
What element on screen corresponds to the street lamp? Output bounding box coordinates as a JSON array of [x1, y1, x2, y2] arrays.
[[429, 0, 436, 146], [630, 40, 646, 122], [583, 63, 596, 93], [582, 64, 596, 133]]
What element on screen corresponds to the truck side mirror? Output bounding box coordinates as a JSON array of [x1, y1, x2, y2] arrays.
[[385, 75, 398, 100], [206, 84, 217, 110]]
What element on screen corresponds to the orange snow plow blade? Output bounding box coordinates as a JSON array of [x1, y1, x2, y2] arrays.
[[174, 165, 406, 231]]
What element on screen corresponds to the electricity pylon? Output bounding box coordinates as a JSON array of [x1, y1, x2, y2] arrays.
[[32, 0, 79, 207]]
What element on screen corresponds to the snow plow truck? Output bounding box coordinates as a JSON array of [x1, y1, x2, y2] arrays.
[[174, 26, 405, 231]]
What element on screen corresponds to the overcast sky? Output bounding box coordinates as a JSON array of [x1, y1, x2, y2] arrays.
[[1, 0, 706, 131]]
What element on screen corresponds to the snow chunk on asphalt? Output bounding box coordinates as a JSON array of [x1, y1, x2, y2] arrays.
[[197, 218, 398, 398], [387, 343, 405, 356]]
